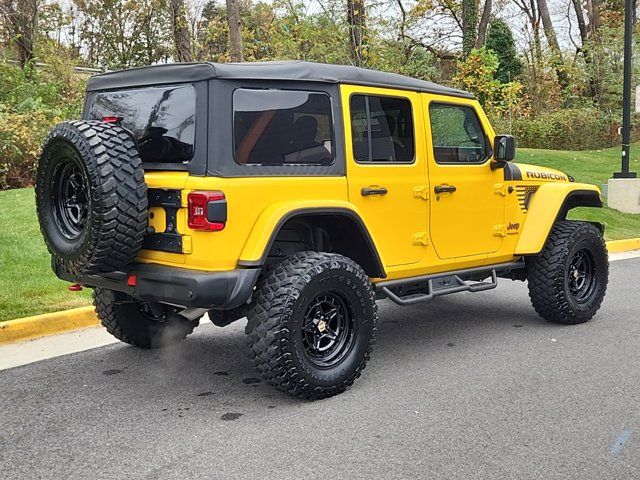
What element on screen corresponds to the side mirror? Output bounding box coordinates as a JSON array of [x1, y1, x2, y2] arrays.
[[494, 135, 515, 162]]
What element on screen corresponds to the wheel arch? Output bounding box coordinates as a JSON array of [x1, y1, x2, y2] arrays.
[[238, 205, 386, 278], [515, 183, 603, 255]]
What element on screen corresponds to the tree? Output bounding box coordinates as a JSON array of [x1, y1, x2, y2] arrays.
[[0, 0, 39, 67], [571, 0, 589, 47], [461, 0, 477, 56], [347, 0, 366, 65], [73, 0, 172, 69], [169, 0, 194, 62], [536, 0, 568, 88], [226, 0, 243, 62], [454, 47, 523, 116], [485, 19, 522, 83], [586, 0, 601, 37], [475, 0, 492, 47]]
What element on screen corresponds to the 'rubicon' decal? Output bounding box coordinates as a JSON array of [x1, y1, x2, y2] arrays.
[[525, 171, 568, 181]]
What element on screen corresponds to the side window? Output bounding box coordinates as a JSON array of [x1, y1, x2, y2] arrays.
[[350, 94, 414, 163], [429, 103, 490, 164], [233, 89, 334, 166]]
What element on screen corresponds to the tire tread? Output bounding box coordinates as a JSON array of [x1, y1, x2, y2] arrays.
[[36, 121, 147, 275], [527, 220, 608, 324], [246, 252, 377, 400], [93, 288, 197, 349]]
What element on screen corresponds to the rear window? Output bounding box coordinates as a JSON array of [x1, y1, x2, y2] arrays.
[[88, 85, 196, 164], [233, 89, 334, 166]]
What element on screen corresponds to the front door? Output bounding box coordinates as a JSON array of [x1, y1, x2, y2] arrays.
[[342, 86, 428, 267], [424, 98, 505, 259]]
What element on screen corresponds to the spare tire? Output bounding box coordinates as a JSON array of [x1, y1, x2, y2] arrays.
[[36, 121, 148, 276]]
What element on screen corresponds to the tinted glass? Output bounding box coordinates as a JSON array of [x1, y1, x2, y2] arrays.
[[350, 95, 414, 163], [233, 89, 334, 166], [89, 85, 196, 163], [429, 103, 489, 164]]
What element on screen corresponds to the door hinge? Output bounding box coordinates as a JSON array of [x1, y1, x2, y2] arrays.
[[412, 232, 430, 246], [413, 186, 429, 201], [494, 183, 508, 196], [494, 183, 514, 196], [492, 224, 507, 237]]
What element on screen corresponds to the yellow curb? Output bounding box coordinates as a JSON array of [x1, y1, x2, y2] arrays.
[[607, 238, 640, 253], [0, 306, 98, 345]]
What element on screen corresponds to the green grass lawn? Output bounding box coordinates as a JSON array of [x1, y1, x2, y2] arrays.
[[0, 188, 91, 321], [0, 145, 638, 322]]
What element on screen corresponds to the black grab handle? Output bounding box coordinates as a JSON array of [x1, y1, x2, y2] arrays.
[[434, 184, 457, 194], [361, 187, 388, 196]]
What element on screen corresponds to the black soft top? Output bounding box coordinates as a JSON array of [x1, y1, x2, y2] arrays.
[[86, 60, 474, 99]]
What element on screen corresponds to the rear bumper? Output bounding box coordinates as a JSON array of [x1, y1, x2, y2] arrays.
[[54, 262, 261, 310]]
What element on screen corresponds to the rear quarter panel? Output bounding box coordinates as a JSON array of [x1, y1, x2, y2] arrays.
[[139, 172, 349, 271]]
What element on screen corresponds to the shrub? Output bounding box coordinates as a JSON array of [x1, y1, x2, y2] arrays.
[[491, 108, 625, 150], [453, 47, 525, 118], [0, 55, 84, 189], [0, 110, 54, 189]]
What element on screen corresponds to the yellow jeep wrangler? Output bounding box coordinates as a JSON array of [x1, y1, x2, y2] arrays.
[[36, 61, 608, 399]]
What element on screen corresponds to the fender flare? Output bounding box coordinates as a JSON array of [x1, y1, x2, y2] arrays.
[[238, 202, 386, 278], [515, 183, 602, 255]]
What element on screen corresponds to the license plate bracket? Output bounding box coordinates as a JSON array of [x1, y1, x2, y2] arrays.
[[143, 188, 184, 254]]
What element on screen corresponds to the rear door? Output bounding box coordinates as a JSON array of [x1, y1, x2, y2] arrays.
[[423, 97, 504, 259], [342, 85, 428, 267]]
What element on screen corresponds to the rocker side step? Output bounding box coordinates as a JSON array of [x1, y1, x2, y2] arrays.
[[377, 260, 525, 306]]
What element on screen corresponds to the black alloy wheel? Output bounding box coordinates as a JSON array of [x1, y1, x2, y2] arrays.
[[567, 249, 597, 304], [301, 292, 356, 368], [51, 159, 90, 240]]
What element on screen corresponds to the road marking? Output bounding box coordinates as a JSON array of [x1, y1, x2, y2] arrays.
[[0, 316, 210, 372], [609, 250, 640, 262], [0, 326, 118, 371], [610, 428, 633, 455]]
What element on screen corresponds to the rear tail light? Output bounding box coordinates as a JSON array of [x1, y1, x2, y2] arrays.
[[188, 191, 226, 231]]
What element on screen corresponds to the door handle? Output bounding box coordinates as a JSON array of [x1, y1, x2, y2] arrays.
[[434, 184, 457, 194], [361, 186, 388, 196]]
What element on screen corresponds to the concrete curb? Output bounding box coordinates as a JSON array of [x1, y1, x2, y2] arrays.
[[1, 237, 639, 345], [0, 306, 98, 346], [607, 238, 640, 253]]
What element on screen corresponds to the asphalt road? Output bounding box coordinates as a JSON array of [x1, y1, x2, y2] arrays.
[[2, 259, 639, 480]]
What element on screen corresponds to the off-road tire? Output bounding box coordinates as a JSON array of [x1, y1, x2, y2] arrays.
[[36, 121, 147, 276], [93, 288, 198, 349], [527, 220, 608, 324], [246, 252, 377, 400]]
